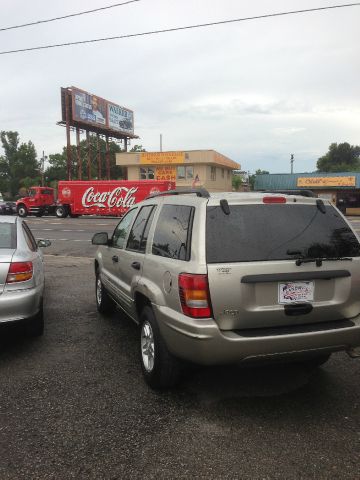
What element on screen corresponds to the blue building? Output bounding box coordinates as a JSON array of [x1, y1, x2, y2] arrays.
[[254, 172, 360, 215]]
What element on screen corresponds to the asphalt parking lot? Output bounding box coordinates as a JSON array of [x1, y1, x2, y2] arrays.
[[1, 216, 360, 479]]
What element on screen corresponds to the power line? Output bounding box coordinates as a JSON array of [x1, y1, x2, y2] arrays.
[[0, 0, 140, 32], [0, 2, 359, 55]]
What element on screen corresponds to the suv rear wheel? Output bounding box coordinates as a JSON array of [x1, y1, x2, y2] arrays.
[[140, 305, 181, 389], [96, 273, 114, 314]]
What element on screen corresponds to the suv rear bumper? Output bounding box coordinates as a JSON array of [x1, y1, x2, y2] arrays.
[[154, 305, 360, 365]]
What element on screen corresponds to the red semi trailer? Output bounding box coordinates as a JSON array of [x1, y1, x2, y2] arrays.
[[16, 180, 174, 218]]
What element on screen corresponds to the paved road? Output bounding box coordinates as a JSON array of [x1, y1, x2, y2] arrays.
[[1, 216, 360, 479], [26, 216, 118, 257]]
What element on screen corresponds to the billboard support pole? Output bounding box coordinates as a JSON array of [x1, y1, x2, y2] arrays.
[[65, 90, 72, 180], [97, 134, 101, 180], [76, 128, 82, 180], [105, 136, 110, 180], [86, 131, 91, 180]]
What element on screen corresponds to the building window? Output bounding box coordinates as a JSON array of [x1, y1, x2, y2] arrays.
[[177, 166, 194, 181], [140, 167, 155, 180], [222, 168, 224, 179], [211, 167, 216, 181], [227, 170, 230, 179]]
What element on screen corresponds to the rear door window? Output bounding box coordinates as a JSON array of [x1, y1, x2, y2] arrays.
[[206, 204, 360, 263], [23, 222, 38, 251], [127, 206, 156, 253], [152, 205, 194, 261]]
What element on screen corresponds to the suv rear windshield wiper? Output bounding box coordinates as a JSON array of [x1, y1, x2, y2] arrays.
[[295, 257, 353, 267]]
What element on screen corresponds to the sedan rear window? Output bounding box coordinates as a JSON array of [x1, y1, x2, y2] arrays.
[[0, 223, 16, 249], [206, 204, 360, 263]]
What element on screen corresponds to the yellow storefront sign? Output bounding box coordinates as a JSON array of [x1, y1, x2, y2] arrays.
[[155, 166, 177, 182], [140, 151, 184, 165], [297, 176, 356, 188]]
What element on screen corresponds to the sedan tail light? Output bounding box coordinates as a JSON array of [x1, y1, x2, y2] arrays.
[[6, 262, 33, 283], [178, 273, 212, 318]]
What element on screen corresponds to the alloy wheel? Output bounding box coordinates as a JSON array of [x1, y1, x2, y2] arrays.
[[141, 320, 155, 372]]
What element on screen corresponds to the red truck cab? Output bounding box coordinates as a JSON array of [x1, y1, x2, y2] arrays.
[[16, 187, 55, 217]]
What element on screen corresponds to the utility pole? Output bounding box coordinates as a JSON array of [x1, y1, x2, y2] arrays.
[[290, 154, 294, 174], [41, 151, 47, 186], [160, 134, 163, 152]]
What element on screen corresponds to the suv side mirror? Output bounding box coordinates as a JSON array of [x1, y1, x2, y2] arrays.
[[92, 232, 109, 245], [37, 239, 51, 248]]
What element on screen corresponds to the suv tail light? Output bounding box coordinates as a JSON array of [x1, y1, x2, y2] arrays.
[[178, 273, 212, 318], [6, 262, 33, 283]]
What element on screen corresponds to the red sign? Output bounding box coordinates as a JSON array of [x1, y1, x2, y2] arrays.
[[57, 180, 175, 216]]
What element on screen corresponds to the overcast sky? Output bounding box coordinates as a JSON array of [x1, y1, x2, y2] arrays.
[[0, 0, 359, 173]]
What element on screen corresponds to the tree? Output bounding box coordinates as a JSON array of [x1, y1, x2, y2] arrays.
[[0, 131, 40, 197], [44, 137, 125, 185], [232, 175, 242, 191], [249, 169, 269, 190], [130, 144, 146, 152], [317, 142, 360, 172]]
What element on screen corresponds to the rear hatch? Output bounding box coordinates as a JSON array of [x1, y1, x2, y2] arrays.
[[206, 198, 360, 331]]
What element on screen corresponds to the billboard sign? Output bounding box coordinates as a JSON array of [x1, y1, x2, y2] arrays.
[[108, 103, 134, 134], [67, 87, 135, 137], [72, 88, 107, 127]]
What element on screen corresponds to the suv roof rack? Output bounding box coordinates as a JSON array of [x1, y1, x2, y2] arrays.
[[146, 188, 210, 199], [262, 189, 317, 198]]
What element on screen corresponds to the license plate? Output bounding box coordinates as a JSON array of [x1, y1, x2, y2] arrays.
[[278, 281, 314, 304]]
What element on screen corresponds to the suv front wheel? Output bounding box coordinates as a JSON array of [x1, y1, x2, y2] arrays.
[[140, 305, 181, 389], [95, 273, 114, 314]]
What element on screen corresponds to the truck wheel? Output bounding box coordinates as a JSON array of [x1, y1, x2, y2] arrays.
[[95, 273, 114, 314], [139, 305, 181, 389], [17, 204, 28, 217], [55, 206, 68, 218]]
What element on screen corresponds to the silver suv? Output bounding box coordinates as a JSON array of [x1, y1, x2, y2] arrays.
[[92, 189, 360, 388]]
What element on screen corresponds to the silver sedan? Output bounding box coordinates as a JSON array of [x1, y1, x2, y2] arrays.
[[0, 216, 51, 336]]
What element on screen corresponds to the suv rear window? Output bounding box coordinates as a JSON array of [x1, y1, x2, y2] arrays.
[[206, 204, 360, 263], [152, 205, 194, 261]]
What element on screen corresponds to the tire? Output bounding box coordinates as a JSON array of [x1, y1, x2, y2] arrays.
[[26, 301, 44, 337], [95, 273, 114, 314], [140, 305, 181, 389], [17, 204, 28, 217], [55, 206, 68, 218], [35, 212, 43, 217], [304, 354, 331, 369]]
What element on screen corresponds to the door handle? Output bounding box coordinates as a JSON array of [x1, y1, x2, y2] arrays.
[[112, 255, 119, 263], [131, 261, 141, 270]]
